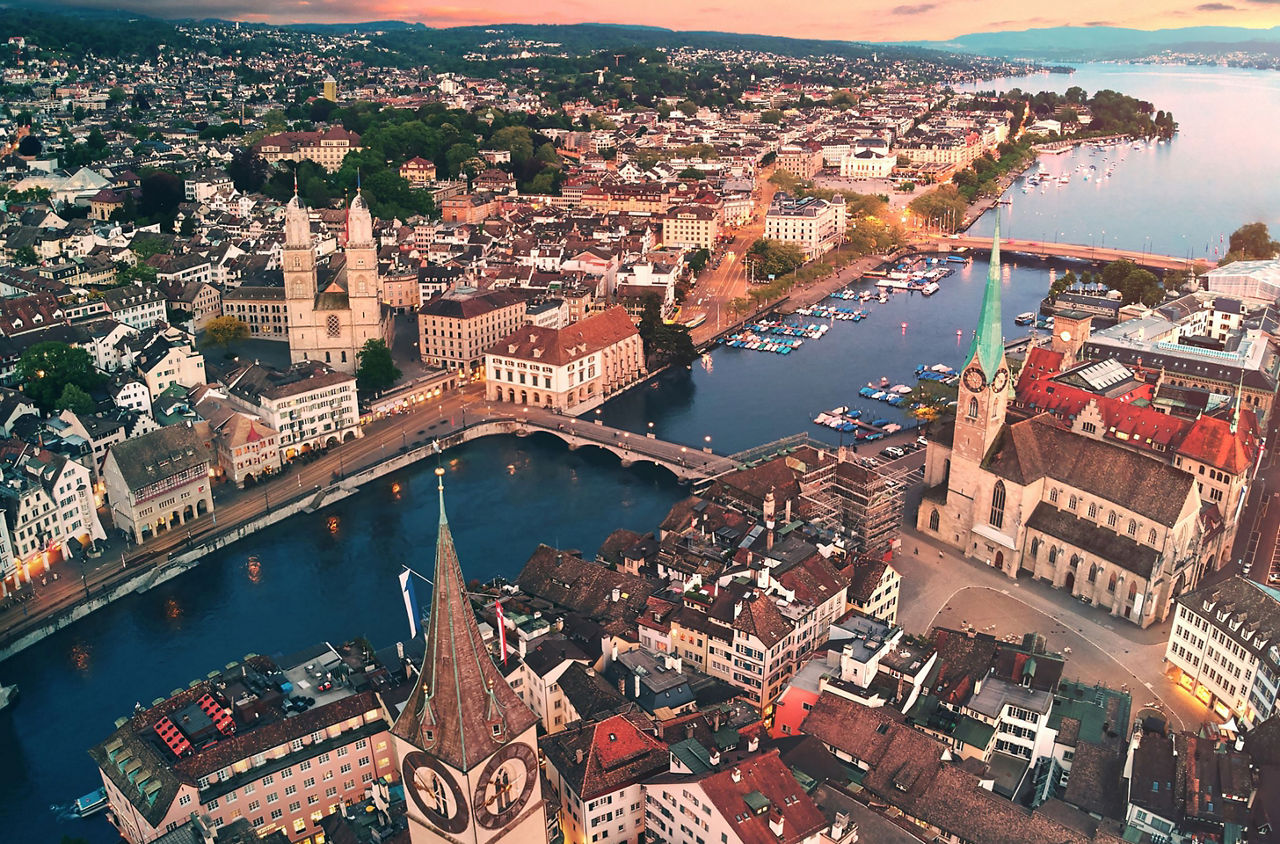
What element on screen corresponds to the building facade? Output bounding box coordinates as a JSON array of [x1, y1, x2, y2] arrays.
[[417, 289, 527, 377], [103, 423, 214, 543], [763, 194, 846, 261], [222, 362, 360, 460]]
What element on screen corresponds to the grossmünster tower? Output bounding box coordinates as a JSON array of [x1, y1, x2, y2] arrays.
[[391, 469, 547, 843]]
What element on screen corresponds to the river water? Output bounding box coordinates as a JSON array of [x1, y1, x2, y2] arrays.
[[3, 63, 1278, 844]]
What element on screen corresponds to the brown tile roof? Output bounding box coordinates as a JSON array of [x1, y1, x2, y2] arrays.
[[984, 415, 1196, 526], [516, 544, 656, 623], [418, 288, 524, 319], [1026, 503, 1161, 578], [733, 593, 793, 648], [698, 749, 826, 844], [543, 713, 668, 801], [106, 422, 213, 493], [492, 306, 637, 366]]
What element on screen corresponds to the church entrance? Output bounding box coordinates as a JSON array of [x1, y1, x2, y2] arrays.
[[994, 550, 1004, 570], [1064, 571, 1075, 594]]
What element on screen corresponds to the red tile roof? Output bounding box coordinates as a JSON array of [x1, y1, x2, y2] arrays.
[[492, 306, 638, 366], [698, 750, 826, 844], [1176, 410, 1260, 475]]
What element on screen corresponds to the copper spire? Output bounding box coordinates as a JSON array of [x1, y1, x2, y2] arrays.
[[391, 468, 536, 771]]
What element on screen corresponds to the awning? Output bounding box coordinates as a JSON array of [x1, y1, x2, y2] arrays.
[[972, 522, 1017, 550]]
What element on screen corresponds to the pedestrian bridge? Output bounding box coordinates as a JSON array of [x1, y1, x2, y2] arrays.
[[924, 235, 1206, 273], [437, 409, 739, 483]]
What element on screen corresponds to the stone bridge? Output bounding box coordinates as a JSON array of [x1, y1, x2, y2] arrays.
[[923, 235, 1206, 273], [435, 408, 739, 483]]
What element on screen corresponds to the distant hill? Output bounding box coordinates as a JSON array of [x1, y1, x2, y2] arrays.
[[903, 24, 1280, 60]]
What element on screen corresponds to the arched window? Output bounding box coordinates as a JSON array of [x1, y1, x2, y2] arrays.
[[1107, 511, 1118, 528], [989, 481, 1006, 529], [1108, 572, 1118, 592], [929, 509, 940, 531], [1148, 528, 1157, 546], [1030, 537, 1040, 559], [1068, 495, 1078, 511], [1049, 488, 1059, 504], [1070, 554, 1080, 569], [1048, 546, 1058, 566], [1088, 563, 1099, 583], [1088, 502, 1098, 519], [968, 397, 979, 418], [1128, 581, 1138, 602], [1128, 519, 1137, 537]]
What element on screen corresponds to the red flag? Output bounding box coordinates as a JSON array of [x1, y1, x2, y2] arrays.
[[495, 600, 508, 664]]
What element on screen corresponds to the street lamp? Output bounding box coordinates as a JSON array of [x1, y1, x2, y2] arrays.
[[703, 435, 712, 454], [595, 408, 602, 426], [647, 421, 655, 439]]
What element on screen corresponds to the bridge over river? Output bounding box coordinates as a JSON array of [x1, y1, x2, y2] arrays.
[[923, 235, 1208, 273]]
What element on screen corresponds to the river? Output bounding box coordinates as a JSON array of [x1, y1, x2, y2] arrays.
[[2, 62, 1277, 844]]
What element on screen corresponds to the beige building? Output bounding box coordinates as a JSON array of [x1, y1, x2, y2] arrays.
[[284, 192, 387, 374], [222, 361, 360, 460], [134, 328, 206, 402], [485, 307, 644, 412], [418, 288, 527, 377], [103, 423, 214, 543], [1165, 575, 1280, 727], [194, 388, 282, 487], [917, 224, 1205, 628], [838, 149, 895, 179], [661, 204, 720, 250], [776, 143, 824, 180], [221, 286, 289, 341], [253, 127, 362, 173], [763, 193, 847, 261], [399, 156, 437, 186]]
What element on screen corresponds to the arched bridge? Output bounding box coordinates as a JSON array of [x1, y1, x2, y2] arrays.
[[923, 235, 1208, 273], [435, 408, 739, 483]]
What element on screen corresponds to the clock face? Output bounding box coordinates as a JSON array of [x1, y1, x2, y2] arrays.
[[473, 742, 539, 830], [1059, 329, 1072, 342], [962, 366, 987, 393], [990, 368, 1010, 393], [402, 750, 470, 834]]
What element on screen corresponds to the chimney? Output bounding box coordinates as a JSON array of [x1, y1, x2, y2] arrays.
[[685, 722, 696, 740], [747, 735, 759, 752], [519, 637, 528, 658], [830, 812, 850, 840], [634, 674, 641, 699], [769, 806, 785, 838], [784, 498, 791, 523], [611, 586, 621, 603], [709, 748, 721, 766], [611, 642, 619, 663], [1235, 735, 1245, 752], [712, 710, 723, 732], [733, 600, 743, 620], [576, 748, 584, 764], [731, 768, 741, 783]]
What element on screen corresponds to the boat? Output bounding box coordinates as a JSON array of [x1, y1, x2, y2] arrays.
[[0, 683, 16, 713], [682, 312, 707, 330], [73, 787, 108, 818], [922, 282, 940, 296], [1014, 312, 1035, 326]]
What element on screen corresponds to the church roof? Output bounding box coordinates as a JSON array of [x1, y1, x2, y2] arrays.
[[391, 474, 537, 771], [968, 214, 1004, 378], [983, 415, 1195, 526]]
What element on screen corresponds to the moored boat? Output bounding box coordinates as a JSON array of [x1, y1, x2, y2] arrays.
[[0, 683, 16, 713], [73, 787, 108, 818]]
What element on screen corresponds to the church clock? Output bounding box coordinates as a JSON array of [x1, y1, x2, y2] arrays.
[[962, 366, 987, 392], [472, 742, 539, 830], [990, 367, 1010, 393], [402, 750, 470, 834]]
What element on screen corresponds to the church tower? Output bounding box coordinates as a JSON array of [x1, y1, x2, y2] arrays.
[[282, 192, 314, 302], [953, 214, 1011, 467], [392, 469, 547, 844]]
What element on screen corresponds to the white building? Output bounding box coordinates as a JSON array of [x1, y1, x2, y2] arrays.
[[0, 450, 105, 592], [102, 284, 167, 331], [763, 193, 846, 261], [222, 361, 360, 459], [1205, 258, 1280, 307]]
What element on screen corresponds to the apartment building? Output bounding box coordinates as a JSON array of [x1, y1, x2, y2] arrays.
[[418, 288, 527, 376], [776, 143, 824, 180], [0, 450, 105, 587], [221, 287, 289, 341], [485, 307, 645, 413], [134, 328, 207, 401], [103, 423, 214, 543], [222, 362, 360, 459], [194, 388, 283, 487], [89, 642, 403, 843], [1164, 575, 1280, 727], [103, 284, 167, 331], [398, 156, 436, 186], [662, 204, 720, 250], [763, 193, 846, 261], [253, 127, 362, 172]]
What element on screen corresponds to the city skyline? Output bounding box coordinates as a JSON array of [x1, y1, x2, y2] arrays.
[[34, 0, 1280, 43]]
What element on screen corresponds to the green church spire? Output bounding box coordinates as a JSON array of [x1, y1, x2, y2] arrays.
[[969, 213, 1004, 377]]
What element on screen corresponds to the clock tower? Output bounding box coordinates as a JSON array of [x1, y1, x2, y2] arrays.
[[953, 213, 1010, 468], [392, 469, 546, 843]]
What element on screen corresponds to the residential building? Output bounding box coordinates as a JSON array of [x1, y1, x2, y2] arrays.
[[662, 205, 720, 250], [417, 289, 527, 376], [134, 328, 207, 402], [762, 194, 846, 261], [102, 423, 214, 543], [102, 284, 167, 331], [399, 157, 437, 186], [1165, 575, 1280, 727], [0, 449, 104, 588], [221, 286, 289, 341], [485, 307, 645, 412], [253, 127, 362, 172], [776, 143, 824, 179], [194, 388, 282, 487], [89, 641, 403, 843], [222, 362, 360, 459]]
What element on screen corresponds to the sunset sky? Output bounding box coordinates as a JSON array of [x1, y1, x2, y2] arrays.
[[44, 0, 1280, 41]]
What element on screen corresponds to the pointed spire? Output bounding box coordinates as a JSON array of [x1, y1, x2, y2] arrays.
[[1232, 370, 1245, 434], [356, 166, 361, 194], [969, 212, 1005, 377], [391, 468, 536, 771], [292, 170, 298, 198]]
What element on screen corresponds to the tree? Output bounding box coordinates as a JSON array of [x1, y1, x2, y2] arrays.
[[908, 185, 968, 232], [204, 315, 249, 347], [138, 170, 183, 224], [637, 296, 697, 368], [1222, 222, 1279, 264], [13, 245, 38, 266], [108, 86, 126, 105], [687, 248, 711, 274], [747, 239, 806, 279], [760, 109, 783, 124], [356, 339, 401, 394], [179, 216, 196, 237], [17, 134, 41, 157], [55, 383, 95, 415], [676, 100, 698, 117], [16, 342, 104, 411]]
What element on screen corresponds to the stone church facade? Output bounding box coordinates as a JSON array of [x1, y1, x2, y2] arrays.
[[283, 192, 389, 374], [916, 220, 1206, 628]]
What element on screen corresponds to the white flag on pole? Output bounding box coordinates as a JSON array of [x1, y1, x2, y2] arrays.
[[399, 569, 419, 639]]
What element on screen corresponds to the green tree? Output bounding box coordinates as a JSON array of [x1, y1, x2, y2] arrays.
[[487, 125, 534, 164], [687, 248, 711, 274], [355, 339, 401, 394], [108, 86, 126, 105], [637, 296, 697, 368], [747, 239, 806, 279], [55, 383, 95, 415], [760, 109, 783, 124], [204, 315, 249, 347], [676, 100, 698, 117], [1223, 222, 1279, 264], [13, 245, 38, 266], [909, 186, 968, 233], [179, 216, 196, 237], [17, 342, 104, 411]]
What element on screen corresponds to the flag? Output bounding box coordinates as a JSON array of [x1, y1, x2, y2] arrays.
[[399, 569, 419, 639], [495, 600, 508, 664], [433, 439, 442, 454]]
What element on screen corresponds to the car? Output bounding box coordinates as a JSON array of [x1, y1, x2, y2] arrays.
[[879, 447, 903, 459], [917, 436, 928, 447]]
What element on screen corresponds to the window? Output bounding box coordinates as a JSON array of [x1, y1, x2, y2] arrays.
[[989, 481, 1006, 530], [928, 509, 939, 531], [967, 397, 978, 418], [1088, 502, 1098, 519], [1107, 511, 1118, 528], [1109, 572, 1118, 592], [1148, 528, 1157, 545], [1128, 519, 1137, 537], [1049, 488, 1059, 504], [1068, 495, 1077, 511]]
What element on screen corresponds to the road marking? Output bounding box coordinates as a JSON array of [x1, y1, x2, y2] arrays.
[[1001, 589, 1010, 595]]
